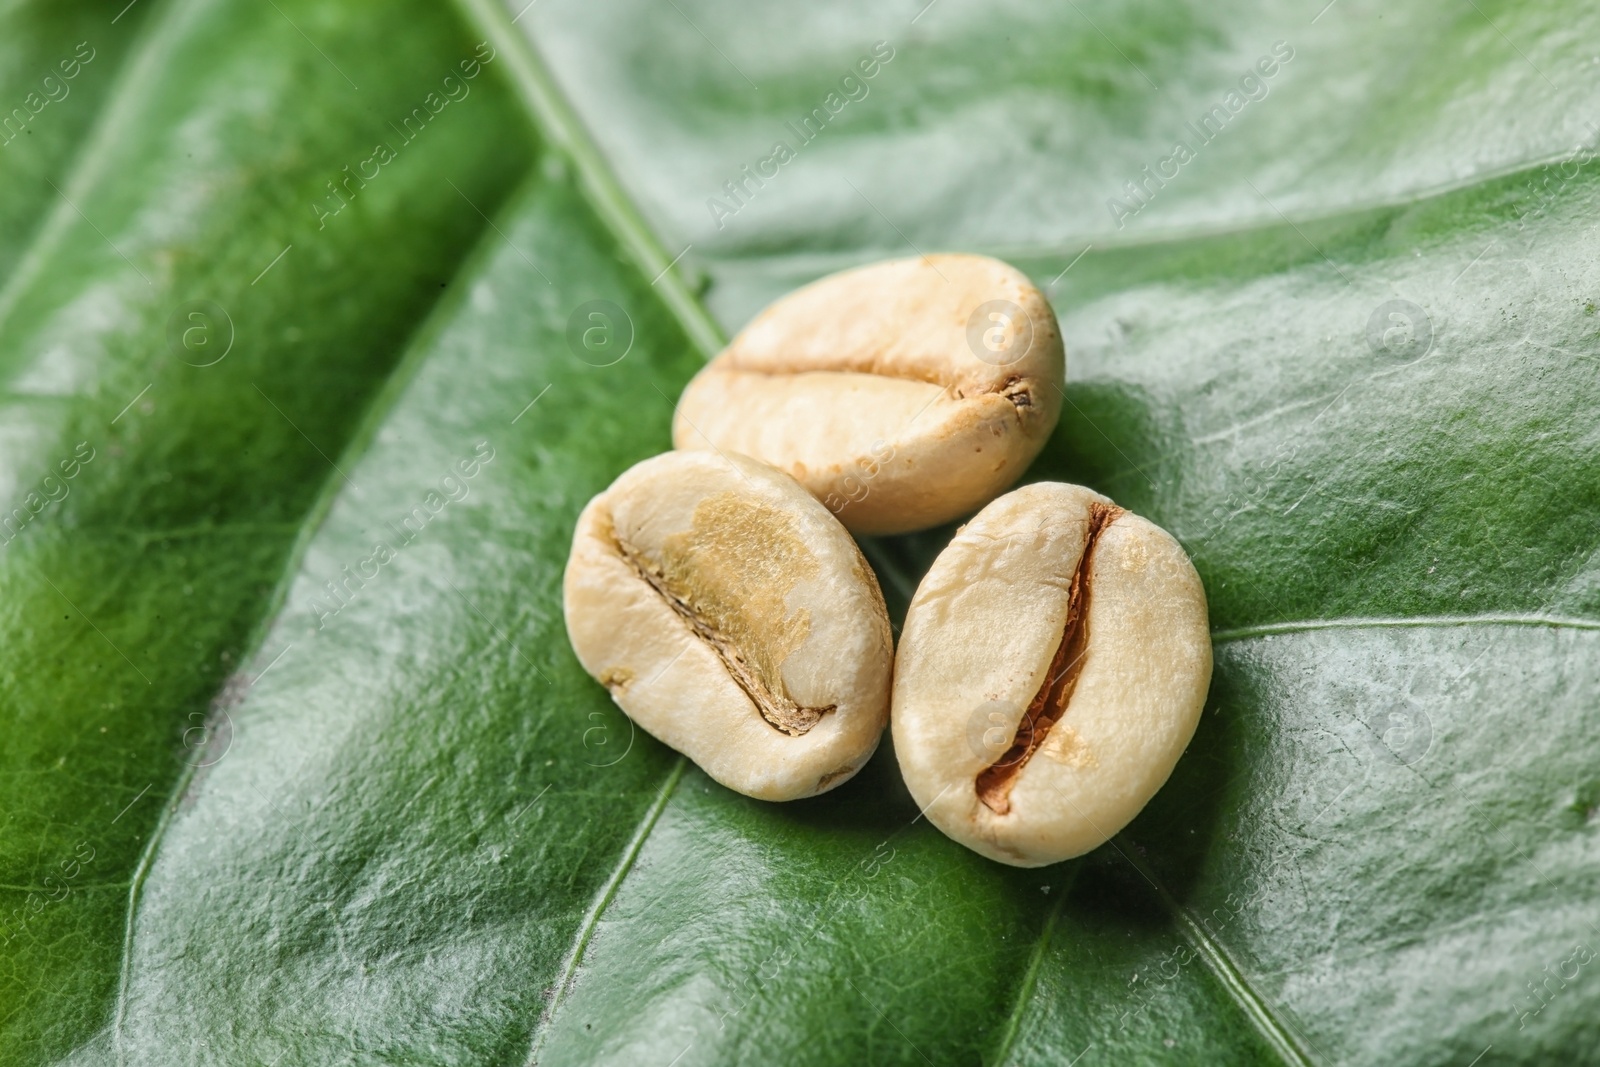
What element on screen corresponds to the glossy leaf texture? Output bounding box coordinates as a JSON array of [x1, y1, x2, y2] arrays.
[[2, 0, 1597, 1065], [0, 0, 535, 1059]]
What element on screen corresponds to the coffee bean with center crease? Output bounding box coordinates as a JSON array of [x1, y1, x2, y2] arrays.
[[673, 254, 1064, 536], [564, 451, 894, 800], [891, 482, 1211, 866]]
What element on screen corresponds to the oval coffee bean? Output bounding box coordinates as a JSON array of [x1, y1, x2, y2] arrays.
[[673, 254, 1064, 536], [564, 451, 894, 800], [891, 482, 1211, 866]]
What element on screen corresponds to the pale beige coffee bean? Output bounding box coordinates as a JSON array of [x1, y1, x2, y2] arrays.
[[892, 482, 1211, 867], [673, 254, 1064, 536], [563, 451, 893, 800]]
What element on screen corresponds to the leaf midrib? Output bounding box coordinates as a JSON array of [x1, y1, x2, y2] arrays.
[[523, 758, 686, 1067], [987, 866, 1075, 1067], [452, 0, 723, 362]]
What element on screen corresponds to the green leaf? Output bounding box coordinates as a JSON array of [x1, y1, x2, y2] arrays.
[[0, 0, 533, 1059], [0, 1, 151, 278], [4, 0, 1597, 1064]]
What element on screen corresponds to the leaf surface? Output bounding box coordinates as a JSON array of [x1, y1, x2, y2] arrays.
[[3, 0, 1598, 1065], [0, 0, 533, 1059]]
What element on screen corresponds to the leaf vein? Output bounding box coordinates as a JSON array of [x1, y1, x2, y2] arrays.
[[1114, 837, 1319, 1067], [522, 758, 686, 1067], [988, 868, 1076, 1067], [1212, 612, 1600, 643], [453, 0, 726, 359]]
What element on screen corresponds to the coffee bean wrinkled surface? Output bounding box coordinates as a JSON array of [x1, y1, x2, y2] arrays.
[[564, 451, 893, 800], [673, 254, 1064, 535], [891, 482, 1211, 867]]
